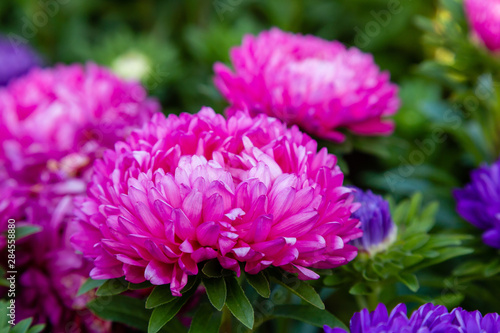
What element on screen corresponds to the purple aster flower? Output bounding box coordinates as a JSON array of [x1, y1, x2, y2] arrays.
[[0, 36, 40, 85], [350, 187, 396, 255], [465, 0, 500, 52], [325, 303, 500, 333], [453, 159, 500, 248]]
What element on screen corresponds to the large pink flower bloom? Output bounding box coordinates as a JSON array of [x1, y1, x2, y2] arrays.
[[73, 107, 361, 296], [465, 0, 500, 52], [214, 28, 400, 142], [0, 63, 158, 331]]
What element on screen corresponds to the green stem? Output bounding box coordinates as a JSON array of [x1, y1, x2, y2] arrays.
[[354, 294, 368, 310], [368, 284, 382, 310], [220, 306, 232, 333]]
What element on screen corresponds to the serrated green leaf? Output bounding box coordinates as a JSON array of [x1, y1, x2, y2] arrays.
[[148, 285, 198, 333], [96, 277, 128, 296], [224, 276, 254, 329], [146, 276, 198, 309], [349, 282, 372, 295], [88, 295, 151, 331], [245, 271, 270, 298], [204, 277, 226, 311], [269, 269, 324, 309], [397, 272, 419, 292], [272, 304, 348, 330], [77, 278, 107, 296], [188, 303, 222, 333]]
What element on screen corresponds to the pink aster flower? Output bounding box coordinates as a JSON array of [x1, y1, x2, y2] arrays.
[[73, 107, 362, 297], [465, 0, 500, 52], [214, 28, 400, 142], [0, 63, 158, 331], [18, 195, 111, 333]]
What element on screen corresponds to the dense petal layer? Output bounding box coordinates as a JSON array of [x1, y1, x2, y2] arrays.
[[214, 28, 400, 142], [74, 107, 361, 296]]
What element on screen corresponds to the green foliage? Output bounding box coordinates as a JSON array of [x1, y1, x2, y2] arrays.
[[324, 193, 473, 310], [0, 301, 44, 333]]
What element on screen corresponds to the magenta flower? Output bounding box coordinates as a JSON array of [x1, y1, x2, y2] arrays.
[[214, 28, 400, 142], [0, 63, 158, 331], [0, 63, 158, 184], [18, 195, 111, 333], [465, 0, 500, 52], [73, 107, 362, 296]]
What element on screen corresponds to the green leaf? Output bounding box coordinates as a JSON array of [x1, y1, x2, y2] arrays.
[[272, 305, 348, 330], [349, 282, 372, 295], [27, 325, 45, 333], [401, 234, 430, 251], [188, 303, 222, 333], [452, 261, 485, 276], [397, 272, 419, 292], [202, 259, 224, 278], [11, 318, 32, 333], [411, 247, 474, 272], [421, 234, 472, 249], [269, 269, 324, 309], [146, 276, 198, 309], [204, 277, 226, 311], [485, 259, 500, 277], [88, 295, 151, 331], [401, 254, 424, 268], [224, 276, 254, 329], [245, 271, 270, 298], [148, 285, 198, 333], [15, 226, 42, 240], [0, 300, 8, 328], [323, 275, 348, 287], [407, 193, 423, 224], [96, 277, 129, 296], [77, 278, 107, 296], [129, 280, 153, 290]]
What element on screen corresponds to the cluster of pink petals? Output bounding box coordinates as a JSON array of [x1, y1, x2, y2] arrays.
[[214, 28, 400, 142], [18, 194, 111, 333], [0, 63, 158, 184], [465, 0, 500, 52], [0, 63, 158, 331], [73, 107, 361, 296]]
